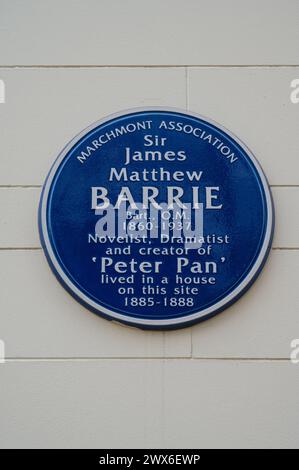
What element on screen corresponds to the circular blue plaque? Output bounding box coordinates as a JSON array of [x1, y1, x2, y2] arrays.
[[39, 108, 274, 329]]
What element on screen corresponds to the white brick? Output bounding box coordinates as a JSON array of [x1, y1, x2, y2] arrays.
[[0, 250, 191, 358], [0, 360, 298, 448], [164, 360, 299, 448], [188, 67, 299, 185], [0, 360, 165, 448], [0, 68, 186, 185], [0, 0, 298, 65], [0, 188, 40, 248], [273, 187, 299, 248], [192, 251, 299, 358], [0, 250, 297, 358]]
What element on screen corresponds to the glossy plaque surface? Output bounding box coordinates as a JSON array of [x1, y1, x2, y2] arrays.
[[39, 108, 274, 329]]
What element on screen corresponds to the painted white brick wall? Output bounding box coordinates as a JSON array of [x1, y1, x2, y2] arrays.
[[0, 0, 298, 449]]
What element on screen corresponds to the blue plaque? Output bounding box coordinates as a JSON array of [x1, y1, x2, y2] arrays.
[[39, 108, 274, 329]]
